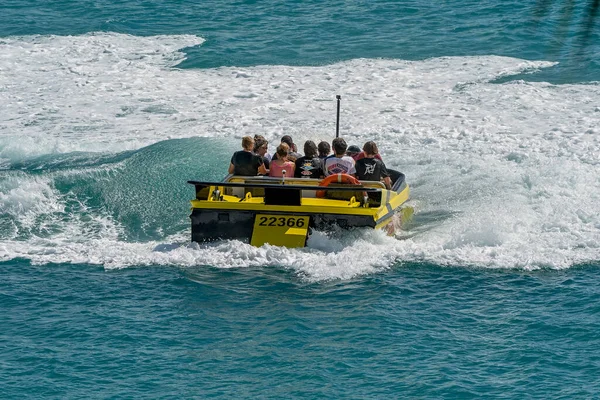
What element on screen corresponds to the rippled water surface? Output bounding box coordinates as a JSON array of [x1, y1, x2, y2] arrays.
[[3, 261, 600, 398], [1, 0, 599, 398]]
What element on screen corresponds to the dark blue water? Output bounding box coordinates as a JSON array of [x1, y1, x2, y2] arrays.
[[2, 0, 600, 398], [3, 261, 600, 398]]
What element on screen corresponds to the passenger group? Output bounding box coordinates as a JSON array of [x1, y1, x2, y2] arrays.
[[228, 135, 392, 189]]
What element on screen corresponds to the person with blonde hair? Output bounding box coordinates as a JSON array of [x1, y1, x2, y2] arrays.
[[268, 143, 295, 178], [229, 136, 267, 176]]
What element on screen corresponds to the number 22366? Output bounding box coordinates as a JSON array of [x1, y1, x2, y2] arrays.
[[257, 216, 306, 228]]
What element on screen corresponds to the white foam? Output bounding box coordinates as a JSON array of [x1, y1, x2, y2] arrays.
[[0, 230, 397, 281], [0, 173, 64, 235], [0, 32, 569, 158], [1, 33, 600, 278]]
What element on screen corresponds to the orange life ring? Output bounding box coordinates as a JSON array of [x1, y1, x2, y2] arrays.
[[316, 173, 361, 198]]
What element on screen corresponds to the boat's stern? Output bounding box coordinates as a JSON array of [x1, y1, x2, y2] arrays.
[[188, 176, 408, 248], [190, 208, 310, 247]]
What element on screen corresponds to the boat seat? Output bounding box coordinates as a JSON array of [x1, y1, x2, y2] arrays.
[[224, 185, 265, 199], [324, 184, 367, 204], [245, 187, 265, 198], [194, 185, 211, 200], [358, 180, 390, 206], [237, 178, 320, 201], [301, 190, 316, 198], [227, 187, 243, 197]]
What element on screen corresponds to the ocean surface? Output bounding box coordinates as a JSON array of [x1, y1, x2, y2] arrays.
[[1, 0, 599, 398]]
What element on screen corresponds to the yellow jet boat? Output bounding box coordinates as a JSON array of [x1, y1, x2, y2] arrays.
[[187, 172, 412, 248]]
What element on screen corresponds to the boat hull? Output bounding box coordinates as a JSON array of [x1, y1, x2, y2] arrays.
[[190, 208, 377, 243], [188, 175, 410, 247]]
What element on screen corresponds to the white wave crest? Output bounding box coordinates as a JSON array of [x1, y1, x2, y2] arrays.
[[1, 33, 599, 276]]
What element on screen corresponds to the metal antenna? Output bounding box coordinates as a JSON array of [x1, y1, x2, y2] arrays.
[[335, 95, 341, 138]]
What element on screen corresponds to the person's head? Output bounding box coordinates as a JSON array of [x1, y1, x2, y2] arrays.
[[303, 140, 318, 158], [346, 145, 361, 158], [281, 135, 295, 151], [242, 136, 254, 151], [276, 143, 290, 160], [332, 137, 347, 156], [254, 137, 268, 156], [318, 141, 331, 157], [362, 141, 379, 156]]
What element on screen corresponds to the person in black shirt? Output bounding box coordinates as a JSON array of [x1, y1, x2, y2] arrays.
[[354, 141, 391, 190], [294, 140, 324, 179], [229, 136, 267, 176]]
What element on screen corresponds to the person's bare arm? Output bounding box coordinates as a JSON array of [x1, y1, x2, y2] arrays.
[[258, 163, 267, 175], [228, 163, 235, 174], [383, 176, 392, 190]]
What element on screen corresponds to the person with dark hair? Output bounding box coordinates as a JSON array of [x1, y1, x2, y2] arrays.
[[280, 135, 294, 149], [354, 141, 391, 190], [229, 136, 267, 176], [272, 135, 302, 161], [294, 140, 323, 179], [318, 141, 331, 160], [254, 135, 272, 161], [269, 143, 295, 178], [253, 136, 270, 169], [323, 137, 356, 176], [346, 145, 362, 160], [354, 148, 383, 162]]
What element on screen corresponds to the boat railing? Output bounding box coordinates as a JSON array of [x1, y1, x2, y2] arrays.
[[188, 176, 385, 202], [226, 175, 387, 189]]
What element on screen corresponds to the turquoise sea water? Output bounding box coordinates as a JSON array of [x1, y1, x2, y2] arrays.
[[4, 261, 600, 398], [1, 0, 600, 398]]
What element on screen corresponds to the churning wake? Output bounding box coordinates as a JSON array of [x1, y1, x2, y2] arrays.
[[1, 33, 599, 280]]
